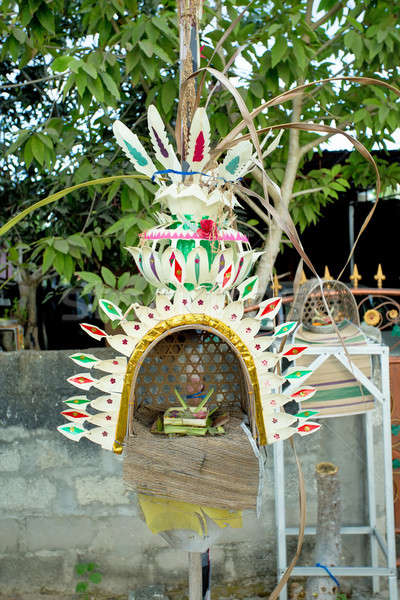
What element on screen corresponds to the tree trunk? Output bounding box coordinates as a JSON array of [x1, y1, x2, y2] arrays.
[[18, 269, 41, 350], [306, 462, 342, 600]]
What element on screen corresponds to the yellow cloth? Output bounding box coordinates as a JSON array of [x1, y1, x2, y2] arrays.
[[138, 494, 243, 535]]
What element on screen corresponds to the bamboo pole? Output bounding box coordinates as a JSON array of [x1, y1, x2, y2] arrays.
[[306, 462, 342, 600], [177, 0, 202, 157], [189, 552, 203, 600]]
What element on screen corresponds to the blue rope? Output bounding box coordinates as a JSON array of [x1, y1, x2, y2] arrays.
[[151, 168, 240, 184], [315, 563, 340, 589]]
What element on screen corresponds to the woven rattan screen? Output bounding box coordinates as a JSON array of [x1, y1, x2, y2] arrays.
[[134, 328, 249, 414]]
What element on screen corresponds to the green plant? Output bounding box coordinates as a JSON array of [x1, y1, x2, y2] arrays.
[[336, 593, 348, 600], [75, 562, 102, 600]]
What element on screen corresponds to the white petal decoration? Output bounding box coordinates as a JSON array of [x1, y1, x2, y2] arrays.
[[186, 107, 210, 172], [57, 423, 88, 442], [69, 353, 99, 368], [79, 323, 107, 341], [261, 393, 291, 411], [251, 336, 275, 353], [258, 373, 286, 393], [173, 286, 193, 314], [85, 427, 115, 450], [256, 297, 282, 321], [218, 140, 253, 181], [148, 104, 181, 174], [67, 373, 96, 391], [221, 300, 244, 325], [236, 276, 259, 301], [134, 305, 160, 326], [186, 247, 211, 286], [206, 293, 226, 316], [297, 422, 321, 436], [62, 395, 91, 409], [99, 299, 123, 321], [216, 262, 235, 290], [267, 427, 296, 444], [156, 293, 175, 318], [87, 412, 118, 428], [255, 353, 280, 370], [192, 288, 210, 314], [113, 120, 156, 178], [235, 318, 260, 340], [94, 357, 127, 374], [106, 334, 137, 357], [274, 321, 298, 338], [90, 393, 121, 413], [60, 409, 89, 422], [281, 345, 309, 361], [126, 247, 147, 280], [94, 374, 124, 394], [120, 319, 148, 338], [161, 247, 186, 286], [264, 412, 297, 432], [141, 247, 163, 287], [284, 368, 313, 385]]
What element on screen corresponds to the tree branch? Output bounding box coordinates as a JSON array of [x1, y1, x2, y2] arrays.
[[0, 73, 65, 90], [291, 187, 324, 199], [299, 132, 335, 156], [305, 0, 313, 25], [312, 2, 344, 30]]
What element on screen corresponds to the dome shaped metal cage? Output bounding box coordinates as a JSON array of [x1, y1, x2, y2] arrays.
[[291, 279, 360, 332]]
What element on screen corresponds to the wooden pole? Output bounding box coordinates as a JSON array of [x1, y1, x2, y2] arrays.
[[306, 462, 342, 600], [189, 552, 203, 600], [177, 0, 202, 158]]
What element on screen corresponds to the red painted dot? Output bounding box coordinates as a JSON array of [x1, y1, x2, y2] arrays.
[[110, 378, 116, 384], [213, 305, 218, 311], [106, 415, 112, 421], [255, 344, 261, 350], [149, 313, 154, 319], [272, 418, 278, 424], [134, 324, 140, 331], [107, 399, 113, 404], [231, 314, 237, 320], [262, 360, 268, 366], [246, 327, 251, 334], [122, 339, 128, 345], [198, 300, 204, 306], [112, 360, 118, 365], [164, 305, 170, 311], [182, 299, 188, 305], [102, 431, 108, 437], [274, 433, 280, 439]]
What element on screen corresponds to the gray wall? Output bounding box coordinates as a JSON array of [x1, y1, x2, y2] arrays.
[[0, 349, 384, 597]]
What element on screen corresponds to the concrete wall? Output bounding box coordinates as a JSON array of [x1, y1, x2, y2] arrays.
[[0, 349, 385, 597]]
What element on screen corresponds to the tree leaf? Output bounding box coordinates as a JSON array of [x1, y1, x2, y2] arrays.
[[271, 36, 287, 68], [101, 72, 120, 100], [52, 56, 75, 72], [77, 271, 102, 284], [101, 266, 116, 287], [53, 239, 69, 253], [42, 246, 56, 274], [139, 39, 154, 58], [63, 254, 74, 281], [161, 80, 176, 114], [31, 136, 44, 165], [37, 5, 55, 33]]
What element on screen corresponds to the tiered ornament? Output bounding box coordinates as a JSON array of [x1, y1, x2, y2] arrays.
[[58, 105, 321, 453]]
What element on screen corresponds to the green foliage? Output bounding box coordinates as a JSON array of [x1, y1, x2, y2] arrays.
[[1, 0, 400, 322], [74, 562, 102, 600]]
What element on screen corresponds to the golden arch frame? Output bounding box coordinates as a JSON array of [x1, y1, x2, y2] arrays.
[[113, 313, 266, 453]]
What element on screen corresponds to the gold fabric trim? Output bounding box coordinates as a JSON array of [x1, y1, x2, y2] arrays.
[[113, 314, 266, 453]]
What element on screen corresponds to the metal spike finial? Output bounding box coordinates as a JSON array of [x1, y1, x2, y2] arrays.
[[374, 264, 386, 289], [350, 264, 362, 289], [323, 266, 332, 280]]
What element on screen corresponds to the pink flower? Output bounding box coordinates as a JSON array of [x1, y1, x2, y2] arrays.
[[196, 219, 217, 240]]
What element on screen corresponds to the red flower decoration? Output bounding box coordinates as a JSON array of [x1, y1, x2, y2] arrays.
[[197, 219, 217, 240]]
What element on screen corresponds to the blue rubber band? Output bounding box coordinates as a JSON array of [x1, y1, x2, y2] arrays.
[[315, 563, 340, 589]]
